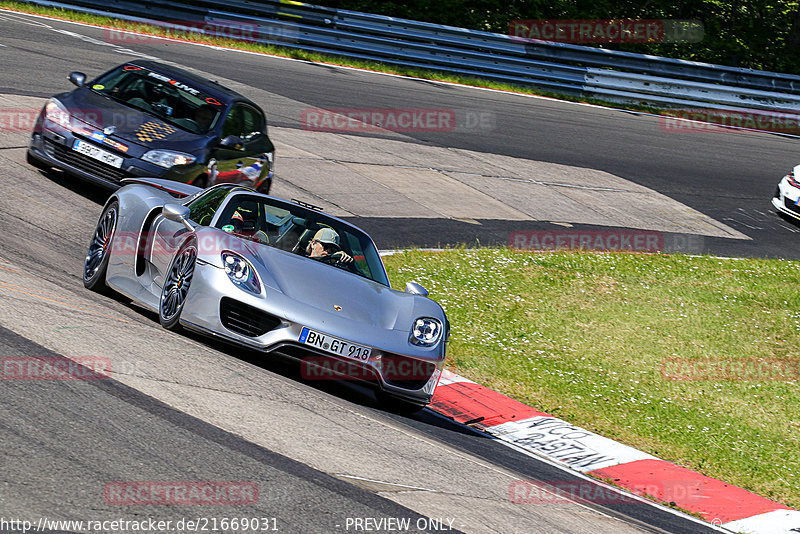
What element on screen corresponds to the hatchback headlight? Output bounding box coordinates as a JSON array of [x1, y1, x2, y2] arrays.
[[410, 317, 443, 347], [221, 252, 261, 294], [142, 150, 196, 169], [45, 98, 71, 129]]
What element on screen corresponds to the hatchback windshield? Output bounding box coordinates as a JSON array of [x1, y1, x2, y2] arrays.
[[90, 65, 223, 134]]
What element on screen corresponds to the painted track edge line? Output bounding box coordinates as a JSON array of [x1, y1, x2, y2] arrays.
[[428, 374, 796, 534]]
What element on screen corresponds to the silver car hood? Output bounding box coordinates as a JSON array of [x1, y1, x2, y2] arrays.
[[250, 245, 417, 330]]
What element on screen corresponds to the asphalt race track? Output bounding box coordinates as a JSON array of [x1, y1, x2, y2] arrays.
[[0, 8, 785, 534]]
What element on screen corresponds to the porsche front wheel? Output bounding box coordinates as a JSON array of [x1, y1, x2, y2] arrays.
[[159, 239, 197, 330]]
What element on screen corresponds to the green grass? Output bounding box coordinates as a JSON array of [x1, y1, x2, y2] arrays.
[[383, 249, 800, 509]]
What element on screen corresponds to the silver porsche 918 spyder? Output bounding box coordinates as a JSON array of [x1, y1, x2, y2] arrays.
[[83, 178, 448, 411]]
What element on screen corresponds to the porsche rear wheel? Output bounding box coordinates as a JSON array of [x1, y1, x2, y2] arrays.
[[83, 201, 118, 292], [159, 239, 197, 330]]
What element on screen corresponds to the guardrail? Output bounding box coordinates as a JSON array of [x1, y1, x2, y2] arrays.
[[22, 0, 800, 116]]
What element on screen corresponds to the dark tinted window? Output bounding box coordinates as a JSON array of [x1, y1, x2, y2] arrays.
[[222, 104, 264, 140]]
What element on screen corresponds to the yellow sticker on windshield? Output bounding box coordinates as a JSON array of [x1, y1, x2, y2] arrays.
[[92, 84, 105, 90]]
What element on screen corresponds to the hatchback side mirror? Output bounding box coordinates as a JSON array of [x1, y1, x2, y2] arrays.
[[68, 71, 87, 87], [219, 135, 244, 150]]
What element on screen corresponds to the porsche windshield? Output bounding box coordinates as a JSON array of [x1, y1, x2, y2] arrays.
[[89, 65, 223, 134], [189, 190, 390, 286]]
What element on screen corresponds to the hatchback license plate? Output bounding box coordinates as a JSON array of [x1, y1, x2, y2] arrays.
[[72, 139, 123, 168]]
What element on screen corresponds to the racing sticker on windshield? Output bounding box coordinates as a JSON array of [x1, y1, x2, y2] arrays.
[[135, 121, 177, 143], [146, 71, 201, 96]]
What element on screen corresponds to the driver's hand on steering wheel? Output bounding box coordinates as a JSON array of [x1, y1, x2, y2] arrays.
[[331, 251, 353, 264]]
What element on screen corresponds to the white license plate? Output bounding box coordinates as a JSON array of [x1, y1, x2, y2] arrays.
[[299, 327, 372, 362], [72, 139, 123, 168]]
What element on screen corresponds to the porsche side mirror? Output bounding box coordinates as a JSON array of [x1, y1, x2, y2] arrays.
[[162, 203, 194, 232], [219, 135, 244, 150], [405, 281, 429, 297], [68, 71, 87, 87]]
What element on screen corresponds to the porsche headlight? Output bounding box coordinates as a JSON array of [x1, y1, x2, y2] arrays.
[[142, 150, 196, 169], [410, 317, 443, 347], [45, 98, 71, 129], [221, 252, 261, 294]]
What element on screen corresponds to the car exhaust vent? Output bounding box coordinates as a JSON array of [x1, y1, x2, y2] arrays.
[[380, 353, 436, 391], [220, 297, 281, 337]]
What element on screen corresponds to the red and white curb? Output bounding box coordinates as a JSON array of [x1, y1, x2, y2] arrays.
[[429, 370, 799, 534]]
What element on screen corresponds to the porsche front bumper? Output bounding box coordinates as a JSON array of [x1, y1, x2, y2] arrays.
[[179, 262, 444, 405]]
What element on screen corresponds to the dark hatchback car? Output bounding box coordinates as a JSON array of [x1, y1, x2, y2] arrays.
[[28, 60, 274, 192]]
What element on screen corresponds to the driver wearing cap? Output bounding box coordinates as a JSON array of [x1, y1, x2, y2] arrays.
[[306, 228, 353, 264]]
